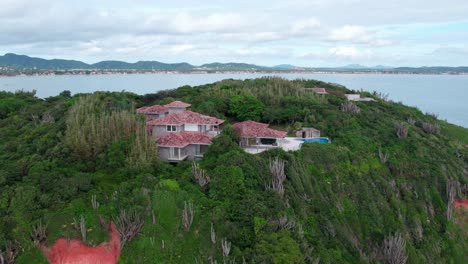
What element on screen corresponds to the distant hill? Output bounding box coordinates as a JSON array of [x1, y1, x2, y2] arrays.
[[0, 53, 271, 72], [340, 64, 368, 69], [0, 53, 89, 70], [1, 53, 467, 73], [273, 64, 298, 69], [393, 66, 468, 73], [91, 60, 194, 71], [0, 53, 269, 72], [373, 65, 393, 69], [198, 62, 268, 71], [0, 53, 196, 71], [338, 64, 393, 70]]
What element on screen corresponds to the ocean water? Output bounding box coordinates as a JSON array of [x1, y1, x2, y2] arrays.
[[1, 73, 467, 127]]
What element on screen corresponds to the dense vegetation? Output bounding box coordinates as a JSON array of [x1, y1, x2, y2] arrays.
[[0, 77, 467, 263]]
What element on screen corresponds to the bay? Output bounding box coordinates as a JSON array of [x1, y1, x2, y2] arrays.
[[1, 73, 467, 127]]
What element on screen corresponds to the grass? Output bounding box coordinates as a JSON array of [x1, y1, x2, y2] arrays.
[[441, 121, 468, 144]]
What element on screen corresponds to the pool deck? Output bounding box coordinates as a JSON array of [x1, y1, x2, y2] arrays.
[[244, 137, 303, 154], [281, 137, 304, 151]]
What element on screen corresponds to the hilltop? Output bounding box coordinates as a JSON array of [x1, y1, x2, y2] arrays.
[[0, 77, 466, 263]]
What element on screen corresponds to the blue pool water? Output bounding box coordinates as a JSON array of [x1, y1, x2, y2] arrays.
[[297, 137, 331, 144]]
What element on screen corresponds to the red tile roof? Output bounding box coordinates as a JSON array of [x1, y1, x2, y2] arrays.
[[234, 120, 268, 129], [233, 121, 287, 138], [157, 132, 213, 147], [311, 88, 328, 94], [136, 105, 169, 114], [146, 111, 224, 126], [164, 101, 191, 108]]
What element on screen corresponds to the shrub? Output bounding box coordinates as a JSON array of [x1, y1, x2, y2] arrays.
[[395, 123, 408, 138], [341, 101, 361, 114], [159, 179, 180, 191], [421, 122, 440, 134], [380, 233, 408, 264]]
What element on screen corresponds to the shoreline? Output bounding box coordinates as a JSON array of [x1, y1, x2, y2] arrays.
[[1, 71, 468, 78]]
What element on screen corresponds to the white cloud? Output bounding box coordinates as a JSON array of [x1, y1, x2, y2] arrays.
[[328, 46, 373, 59], [169, 12, 248, 34], [79, 42, 103, 54], [234, 47, 291, 57], [291, 18, 321, 35], [219, 32, 285, 43], [372, 39, 392, 47], [298, 46, 373, 61], [329, 25, 371, 42], [169, 44, 195, 54], [328, 25, 392, 47]]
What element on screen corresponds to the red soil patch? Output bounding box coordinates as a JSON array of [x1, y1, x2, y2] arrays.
[[454, 199, 468, 210], [41, 223, 121, 264]]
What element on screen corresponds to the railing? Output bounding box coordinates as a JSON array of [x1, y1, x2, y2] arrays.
[[168, 154, 188, 161], [243, 144, 279, 154], [207, 129, 221, 137]]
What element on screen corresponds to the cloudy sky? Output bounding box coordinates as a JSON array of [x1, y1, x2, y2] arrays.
[[1, 0, 468, 66]]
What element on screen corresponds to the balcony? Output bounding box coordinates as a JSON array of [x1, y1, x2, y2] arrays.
[[206, 126, 222, 137], [168, 154, 188, 162]]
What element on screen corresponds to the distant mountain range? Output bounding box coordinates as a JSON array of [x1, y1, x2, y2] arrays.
[[338, 64, 393, 70], [0, 53, 268, 71], [0, 53, 196, 71], [1, 53, 467, 73]]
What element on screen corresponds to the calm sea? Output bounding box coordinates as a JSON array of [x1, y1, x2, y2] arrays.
[[1, 73, 467, 128]]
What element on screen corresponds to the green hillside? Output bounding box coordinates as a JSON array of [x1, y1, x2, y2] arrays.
[[0, 77, 466, 263], [0, 53, 263, 72]]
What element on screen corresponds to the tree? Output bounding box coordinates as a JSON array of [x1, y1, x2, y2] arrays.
[[228, 95, 265, 121], [209, 165, 246, 203], [255, 231, 303, 263]]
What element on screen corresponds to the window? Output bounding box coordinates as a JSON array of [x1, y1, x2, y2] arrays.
[[260, 138, 276, 145], [169, 147, 175, 158], [166, 125, 177, 132]]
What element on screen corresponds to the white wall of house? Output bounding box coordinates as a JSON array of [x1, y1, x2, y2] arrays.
[[152, 125, 181, 139], [345, 94, 361, 101], [159, 146, 187, 161], [185, 124, 199, 131], [159, 145, 209, 161], [312, 130, 320, 137]]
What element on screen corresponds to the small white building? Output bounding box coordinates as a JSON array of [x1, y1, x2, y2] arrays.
[[345, 94, 375, 102], [345, 94, 361, 101], [296, 127, 321, 138]]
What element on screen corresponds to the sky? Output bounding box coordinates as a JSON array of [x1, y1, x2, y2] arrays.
[[1, 0, 468, 67]]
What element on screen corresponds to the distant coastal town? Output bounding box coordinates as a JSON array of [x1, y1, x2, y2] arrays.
[[2, 68, 468, 77], [1, 53, 468, 76]]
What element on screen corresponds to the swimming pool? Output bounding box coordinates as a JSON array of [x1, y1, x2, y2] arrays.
[[296, 137, 331, 144]]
